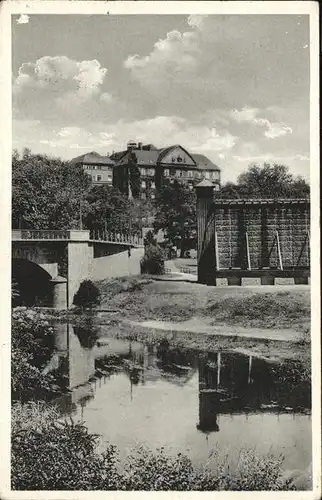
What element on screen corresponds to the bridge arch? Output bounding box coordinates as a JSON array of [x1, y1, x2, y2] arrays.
[[12, 258, 53, 307]]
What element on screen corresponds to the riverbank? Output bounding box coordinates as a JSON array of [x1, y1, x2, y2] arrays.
[[95, 276, 310, 333], [32, 275, 311, 364]]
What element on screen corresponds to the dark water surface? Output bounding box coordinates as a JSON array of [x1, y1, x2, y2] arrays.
[[50, 323, 311, 478]]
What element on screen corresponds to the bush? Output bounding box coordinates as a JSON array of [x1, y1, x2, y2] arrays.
[[73, 280, 101, 309], [11, 403, 120, 490], [140, 244, 165, 275], [11, 403, 296, 491], [12, 308, 55, 367], [11, 308, 62, 401]]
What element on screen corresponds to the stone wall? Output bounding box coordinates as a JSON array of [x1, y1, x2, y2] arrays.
[[90, 247, 144, 281], [213, 201, 310, 270]]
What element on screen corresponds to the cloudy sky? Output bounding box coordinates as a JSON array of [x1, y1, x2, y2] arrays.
[[12, 14, 310, 182]]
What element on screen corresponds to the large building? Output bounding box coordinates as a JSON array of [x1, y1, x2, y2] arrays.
[[111, 141, 221, 200], [71, 141, 221, 199], [70, 151, 114, 186]]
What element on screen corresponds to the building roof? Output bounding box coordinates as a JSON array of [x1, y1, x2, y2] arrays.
[[192, 153, 221, 171], [70, 151, 115, 167], [73, 144, 221, 172], [134, 150, 160, 165], [112, 145, 220, 171]]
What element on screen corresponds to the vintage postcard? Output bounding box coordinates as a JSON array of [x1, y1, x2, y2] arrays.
[[0, 1, 320, 499]]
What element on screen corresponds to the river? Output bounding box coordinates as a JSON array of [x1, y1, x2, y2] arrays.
[[48, 322, 311, 488]]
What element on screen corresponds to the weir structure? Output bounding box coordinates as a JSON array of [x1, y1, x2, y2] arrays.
[[12, 229, 144, 309], [195, 180, 310, 286]]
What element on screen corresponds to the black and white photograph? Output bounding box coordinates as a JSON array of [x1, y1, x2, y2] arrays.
[[0, 1, 320, 497]]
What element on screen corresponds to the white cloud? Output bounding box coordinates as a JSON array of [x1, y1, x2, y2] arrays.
[[233, 152, 309, 164], [56, 127, 92, 139], [16, 14, 29, 25], [230, 107, 259, 123], [230, 106, 292, 139], [124, 28, 200, 96], [261, 121, 292, 139], [187, 15, 207, 30], [14, 56, 107, 98]]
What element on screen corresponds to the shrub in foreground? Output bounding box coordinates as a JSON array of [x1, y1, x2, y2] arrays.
[[73, 280, 101, 309], [12, 403, 295, 491], [140, 244, 165, 275], [12, 308, 57, 400]]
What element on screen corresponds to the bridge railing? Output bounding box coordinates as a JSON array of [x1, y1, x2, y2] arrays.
[[12, 228, 144, 245], [89, 230, 143, 246], [12, 229, 71, 240]]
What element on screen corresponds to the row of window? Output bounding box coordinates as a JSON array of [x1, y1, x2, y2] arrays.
[[163, 169, 220, 180], [141, 193, 155, 200], [83, 165, 113, 172], [85, 165, 219, 181], [139, 167, 219, 180], [139, 168, 155, 176], [141, 180, 155, 189], [91, 174, 112, 182]]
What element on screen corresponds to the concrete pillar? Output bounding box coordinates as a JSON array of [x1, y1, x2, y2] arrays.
[[294, 276, 309, 285], [261, 275, 275, 285], [67, 239, 91, 307], [51, 275, 67, 309], [227, 276, 242, 286], [195, 179, 216, 286], [217, 352, 221, 387], [53, 322, 68, 351]]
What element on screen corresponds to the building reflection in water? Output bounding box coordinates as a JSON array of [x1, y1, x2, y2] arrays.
[[49, 322, 96, 415], [49, 324, 310, 429], [196, 350, 311, 437]]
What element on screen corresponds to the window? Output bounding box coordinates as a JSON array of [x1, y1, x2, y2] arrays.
[[96, 175, 102, 181], [164, 168, 170, 177], [171, 156, 176, 162], [205, 171, 210, 179], [141, 180, 146, 188], [151, 181, 156, 189], [151, 193, 155, 199], [141, 193, 146, 200], [147, 168, 155, 176], [214, 183, 220, 191], [213, 171, 220, 180], [188, 170, 193, 177], [140, 168, 146, 176], [177, 155, 183, 163]]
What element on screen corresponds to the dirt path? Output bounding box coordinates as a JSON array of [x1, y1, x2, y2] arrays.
[[124, 317, 300, 342]]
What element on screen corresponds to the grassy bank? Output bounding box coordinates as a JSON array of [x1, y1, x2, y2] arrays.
[[96, 276, 310, 334]]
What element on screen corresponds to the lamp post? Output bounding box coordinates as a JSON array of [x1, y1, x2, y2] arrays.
[[79, 198, 83, 230]]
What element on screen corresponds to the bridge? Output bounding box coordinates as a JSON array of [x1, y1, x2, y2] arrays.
[[12, 229, 144, 309]]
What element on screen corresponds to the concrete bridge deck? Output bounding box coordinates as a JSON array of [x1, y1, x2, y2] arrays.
[[12, 229, 144, 247]]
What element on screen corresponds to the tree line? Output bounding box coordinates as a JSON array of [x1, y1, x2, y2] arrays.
[[12, 149, 310, 250], [12, 148, 153, 234]]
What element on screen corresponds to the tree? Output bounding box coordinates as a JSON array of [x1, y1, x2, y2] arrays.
[[84, 184, 132, 234], [12, 151, 91, 229], [128, 152, 141, 199], [153, 180, 197, 257], [220, 163, 310, 199]]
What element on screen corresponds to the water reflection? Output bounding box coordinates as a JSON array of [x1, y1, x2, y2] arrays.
[[49, 322, 311, 477], [51, 323, 310, 419]]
